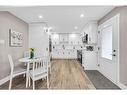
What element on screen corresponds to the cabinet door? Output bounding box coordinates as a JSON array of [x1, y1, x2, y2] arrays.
[[89, 23, 97, 44], [82, 51, 97, 70], [82, 22, 97, 44], [69, 34, 82, 45], [51, 34, 59, 45], [59, 34, 68, 42]]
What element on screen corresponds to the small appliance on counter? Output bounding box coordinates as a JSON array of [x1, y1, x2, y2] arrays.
[[82, 33, 88, 44], [86, 46, 94, 51]]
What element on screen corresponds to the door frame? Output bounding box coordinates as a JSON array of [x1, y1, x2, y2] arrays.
[[97, 14, 120, 85]]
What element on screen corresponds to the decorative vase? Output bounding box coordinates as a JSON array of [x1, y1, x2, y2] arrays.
[[30, 48, 34, 59], [30, 51, 34, 59]]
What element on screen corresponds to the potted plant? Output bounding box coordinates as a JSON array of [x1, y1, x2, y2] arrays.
[[29, 48, 35, 59]]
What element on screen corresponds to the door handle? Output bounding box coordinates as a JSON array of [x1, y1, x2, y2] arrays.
[[110, 54, 116, 56], [112, 54, 116, 56]]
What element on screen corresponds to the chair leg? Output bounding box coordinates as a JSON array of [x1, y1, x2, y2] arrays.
[[9, 77, 12, 90], [23, 74, 25, 77], [29, 77, 31, 87], [50, 66, 51, 74], [26, 75, 28, 88], [47, 75, 49, 89], [33, 81, 35, 90]]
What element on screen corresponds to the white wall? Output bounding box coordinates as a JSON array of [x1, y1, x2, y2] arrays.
[[29, 23, 49, 57], [0, 12, 28, 85]]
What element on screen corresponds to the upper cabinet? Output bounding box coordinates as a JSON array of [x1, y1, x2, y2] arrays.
[[51, 34, 59, 45], [69, 34, 82, 45], [82, 21, 98, 44], [59, 34, 69, 43], [51, 33, 83, 46]]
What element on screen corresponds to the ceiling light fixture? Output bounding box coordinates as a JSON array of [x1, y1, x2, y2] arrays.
[[74, 26, 78, 30], [39, 15, 43, 19], [80, 14, 84, 18]]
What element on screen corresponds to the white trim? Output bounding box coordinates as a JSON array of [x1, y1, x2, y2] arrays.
[[117, 14, 120, 84], [118, 82, 127, 89], [98, 70, 127, 89], [98, 69, 118, 86], [0, 75, 10, 86]]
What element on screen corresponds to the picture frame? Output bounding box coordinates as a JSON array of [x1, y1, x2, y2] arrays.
[[9, 29, 23, 47]]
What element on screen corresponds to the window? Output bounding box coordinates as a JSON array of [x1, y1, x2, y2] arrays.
[[101, 25, 112, 60]]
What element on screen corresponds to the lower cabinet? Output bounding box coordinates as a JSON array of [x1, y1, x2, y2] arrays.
[[51, 50, 77, 59], [82, 50, 97, 70]]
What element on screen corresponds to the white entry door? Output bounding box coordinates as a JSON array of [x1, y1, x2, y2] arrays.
[[98, 14, 119, 84]]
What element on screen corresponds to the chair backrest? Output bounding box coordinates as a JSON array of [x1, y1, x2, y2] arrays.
[[8, 54, 14, 72], [32, 57, 48, 77], [24, 51, 29, 57]]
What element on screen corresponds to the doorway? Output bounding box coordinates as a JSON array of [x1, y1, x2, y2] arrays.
[[98, 14, 120, 85]]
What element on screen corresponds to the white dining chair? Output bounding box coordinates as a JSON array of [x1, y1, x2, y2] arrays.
[[24, 51, 29, 58], [48, 54, 51, 74], [8, 54, 27, 90], [29, 58, 49, 90]]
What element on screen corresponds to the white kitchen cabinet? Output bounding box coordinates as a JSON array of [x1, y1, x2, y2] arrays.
[[59, 34, 69, 43], [82, 50, 97, 70], [82, 21, 98, 44], [52, 49, 77, 59], [69, 34, 82, 45], [51, 34, 59, 45], [51, 33, 83, 59]]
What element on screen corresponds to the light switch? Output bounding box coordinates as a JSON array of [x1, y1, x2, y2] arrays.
[[0, 40, 5, 44]]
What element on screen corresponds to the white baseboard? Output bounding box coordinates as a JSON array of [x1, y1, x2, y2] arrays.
[[98, 70, 127, 89], [118, 82, 127, 89], [0, 75, 25, 86], [0, 76, 10, 86], [98, 70, 118, 85]]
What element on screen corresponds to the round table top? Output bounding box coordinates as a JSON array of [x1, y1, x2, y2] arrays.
[[19, 57, 48, 63]]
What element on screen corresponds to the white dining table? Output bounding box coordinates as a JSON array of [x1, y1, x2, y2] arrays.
[[19, 57, 45, 88]]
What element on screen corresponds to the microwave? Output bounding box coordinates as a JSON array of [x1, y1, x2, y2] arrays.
[[82, 33, 88, 44]]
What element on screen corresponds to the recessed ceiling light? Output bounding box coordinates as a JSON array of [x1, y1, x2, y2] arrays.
[[39, 15, 43, 19], [74, 26, 78, 30], [80, 14, 84, 18], [49, 27, 52, 30]]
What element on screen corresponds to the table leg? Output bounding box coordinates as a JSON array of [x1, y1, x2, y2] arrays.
[[26, 62, 29, 88]]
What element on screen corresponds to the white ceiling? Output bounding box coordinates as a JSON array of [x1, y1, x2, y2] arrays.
[[0, 6, 115, 33]]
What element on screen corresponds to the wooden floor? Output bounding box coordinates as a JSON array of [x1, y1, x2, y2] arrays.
[[0, 59, 95, 89]]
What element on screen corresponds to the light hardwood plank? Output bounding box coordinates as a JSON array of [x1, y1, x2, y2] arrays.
[[0, 59, 95, 89]]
